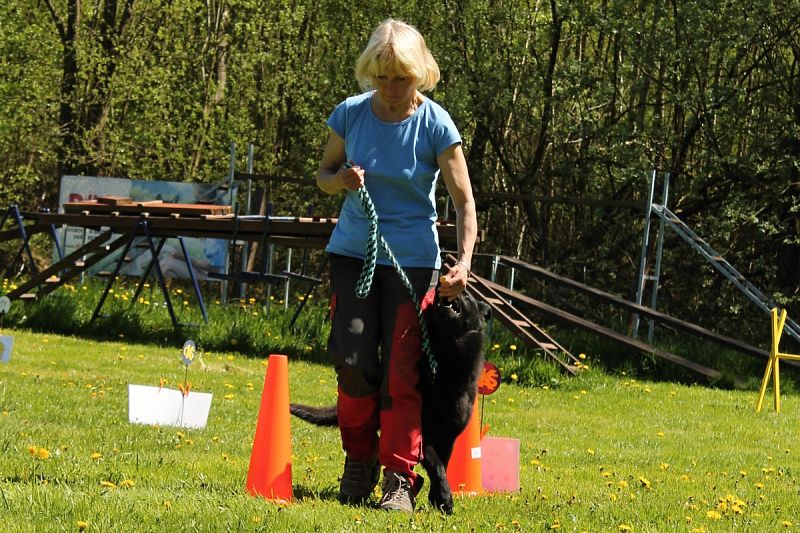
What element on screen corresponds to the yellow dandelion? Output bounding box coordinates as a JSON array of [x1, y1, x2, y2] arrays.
[[755, 482, 764, 489], [37, 448, 50, 460], [28, 446, 38, 457], [618, 525, 632, 532], [100, 481, 117, 489], [510, 344, 517, 351], [492, 344, 500, 350], [782, 521, 793, 528], [163, 500, 172, 510], [511, 373, 518, 381], [587, 449, 595, 456], [119, 479, 135, 488], [224, 393, 235, 400], [77, 521, 88, 531], [705, 510, 722, 520], [639, 477, 651, 489], [90, 452, 102, 460], [579, 353, 586, 360]]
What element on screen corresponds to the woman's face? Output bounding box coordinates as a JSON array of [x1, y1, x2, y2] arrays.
[[373, 67, 417, 105]]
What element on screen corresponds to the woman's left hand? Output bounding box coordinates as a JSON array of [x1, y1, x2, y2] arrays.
[[437, 261, 469, 300]]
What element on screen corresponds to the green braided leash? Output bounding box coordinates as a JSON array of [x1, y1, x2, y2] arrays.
[[351, 180, 438, 379]]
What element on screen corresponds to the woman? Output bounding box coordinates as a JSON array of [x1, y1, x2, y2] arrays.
[[316, 18, 477, 513]]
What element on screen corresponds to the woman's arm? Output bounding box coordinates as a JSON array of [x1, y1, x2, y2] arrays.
[[437, 142, 477, 298], [316, 131, 364, 194]]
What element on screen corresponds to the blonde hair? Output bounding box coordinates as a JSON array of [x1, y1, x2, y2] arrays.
[[355, 19, 440, 92]]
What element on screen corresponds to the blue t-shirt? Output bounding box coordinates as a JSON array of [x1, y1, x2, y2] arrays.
[[325, 91, 462, 269]]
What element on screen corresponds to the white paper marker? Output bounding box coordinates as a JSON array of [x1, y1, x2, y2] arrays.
[[127, 384, 212, 429]]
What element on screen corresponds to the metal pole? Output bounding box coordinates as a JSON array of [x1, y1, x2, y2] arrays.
[[221, 142, 236, 304], [239, 143, 254, 300], [647, 172, 670, 342], [632, 170, 657, 338], [284, 248, 292, 310]]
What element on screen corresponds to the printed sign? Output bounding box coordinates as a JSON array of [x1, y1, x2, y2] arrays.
[[181, 340, 196, 366], [478, 361, 501, 395]]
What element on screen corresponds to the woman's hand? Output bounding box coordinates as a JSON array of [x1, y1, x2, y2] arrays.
[[337, 164, 365, 191], [438, 261, 470, 300]]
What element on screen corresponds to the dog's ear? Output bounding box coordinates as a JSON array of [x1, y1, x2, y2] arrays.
[[478, 301, 491, 322]]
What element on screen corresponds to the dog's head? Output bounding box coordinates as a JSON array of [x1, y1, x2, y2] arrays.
[[428, 290, 491, 335]]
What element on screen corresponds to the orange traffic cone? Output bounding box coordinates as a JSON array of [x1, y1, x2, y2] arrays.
[[246, 354, 293, 501], [446, 395, 483, 495]]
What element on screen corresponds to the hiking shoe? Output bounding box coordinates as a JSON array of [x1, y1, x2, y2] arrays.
[[338, 457, 380, 504], [378, 470, 415, 513]]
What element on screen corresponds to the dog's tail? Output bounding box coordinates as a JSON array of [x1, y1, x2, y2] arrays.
[[289, 403, 339, 427]]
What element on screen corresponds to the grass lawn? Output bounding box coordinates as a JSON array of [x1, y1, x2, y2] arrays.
[[1, 328, 800, 532]]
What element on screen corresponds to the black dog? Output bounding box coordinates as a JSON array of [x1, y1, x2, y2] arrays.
[[290, 290, 490, 514]]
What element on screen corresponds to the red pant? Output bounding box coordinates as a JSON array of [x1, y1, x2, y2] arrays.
[[327, 254, 437, 481]]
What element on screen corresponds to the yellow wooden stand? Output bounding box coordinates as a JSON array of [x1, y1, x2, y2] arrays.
[[755, 308, 800, 413]]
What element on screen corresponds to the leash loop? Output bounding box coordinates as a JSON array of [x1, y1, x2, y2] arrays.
[[353, 183, 437, 378]]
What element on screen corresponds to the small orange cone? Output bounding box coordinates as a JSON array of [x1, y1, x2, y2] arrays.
[[246, 354, 293, 501], [446, 395, 483, 495]]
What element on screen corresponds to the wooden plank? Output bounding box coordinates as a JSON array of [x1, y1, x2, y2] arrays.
[[22, 211, 469, 246], [480, 275, 722, 381], [63, 200, 231, 217], [458, 266, 579, 375], [497, 255, 769, 362], [6, 230, 115, 300], [96, 196, 136, 206]]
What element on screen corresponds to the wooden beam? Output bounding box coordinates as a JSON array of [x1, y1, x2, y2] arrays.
[[497, 255, 769, 362], [477, 275, 722, 381]]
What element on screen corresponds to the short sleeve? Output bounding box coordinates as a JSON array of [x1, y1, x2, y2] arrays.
[[326, 100, 347, 138], [433, 109, 462, 157]]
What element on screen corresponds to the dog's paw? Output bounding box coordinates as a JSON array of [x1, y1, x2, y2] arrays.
[[428, 491, 454, 515]]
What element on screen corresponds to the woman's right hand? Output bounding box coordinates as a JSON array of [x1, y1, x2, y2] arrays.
[[337, 164, 365, 191]]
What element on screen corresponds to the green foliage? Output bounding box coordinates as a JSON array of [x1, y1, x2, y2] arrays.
[[1, 277, 330, 364], [1, 0, 800, 337]]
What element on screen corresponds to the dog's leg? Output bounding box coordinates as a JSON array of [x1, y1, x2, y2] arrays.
[[421, 440, 454, 514]]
